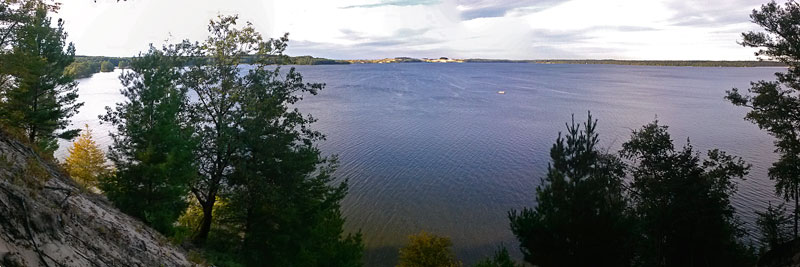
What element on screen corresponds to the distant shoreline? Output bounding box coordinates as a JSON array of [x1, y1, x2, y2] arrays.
[[75, 55, 786, 68], [342, 58, 786, 67]]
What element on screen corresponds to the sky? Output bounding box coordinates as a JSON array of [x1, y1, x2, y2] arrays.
[[54, 0, 772, 60]]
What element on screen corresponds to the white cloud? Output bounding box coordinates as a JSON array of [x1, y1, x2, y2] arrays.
[[54, 0, 765, 60]]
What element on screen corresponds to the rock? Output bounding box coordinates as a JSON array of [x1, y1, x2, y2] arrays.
[[0, 130, 192, 266], [2, 251, 26, 267]]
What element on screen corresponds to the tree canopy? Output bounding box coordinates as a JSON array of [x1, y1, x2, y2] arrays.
[[0, 1, 81, 155], [397, 231, 461, 267], [99, 44, 196, 235], [726, 0, 800, 238], [64, 124, 109, 188], [509, 113, 634, 267], [622, 121, 753, 266], [510, 115, 755, 267]]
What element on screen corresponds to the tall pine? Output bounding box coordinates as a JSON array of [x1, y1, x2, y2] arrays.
[[100, 45, 195, 234], [0, 3, 81, 155], [509, 113, 634, 267]]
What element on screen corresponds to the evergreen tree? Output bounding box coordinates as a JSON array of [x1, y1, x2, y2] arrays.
[[64, 124, 109, 188], [231, 40, 362, 266], [99, 45, 195, 234], [473, 246, 517, 267], [397, 231, 461, 267], [756, 202, 793, 252], [0, 2, 81, 155], [179, 15, 362, 265], [726, 0, 800, 238], [621, 121, 754, 266], [508, 113, 634, 267]]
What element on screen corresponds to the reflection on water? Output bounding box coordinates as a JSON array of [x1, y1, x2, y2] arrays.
[[58, 63, 781, 266]]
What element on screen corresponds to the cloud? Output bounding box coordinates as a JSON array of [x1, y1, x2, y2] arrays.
[[293, 26, 442, 58], [287, 39, 451, 59], [342, 0, 440, 9], [662, 0, 762, 27], [455, 0, 568, 20], [55, 0, 765, 60]]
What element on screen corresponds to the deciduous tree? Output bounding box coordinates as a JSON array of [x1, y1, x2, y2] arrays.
[[64, 124, 108, 188], [397, 231, 461, 267]]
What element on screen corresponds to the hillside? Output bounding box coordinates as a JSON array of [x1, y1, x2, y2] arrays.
[[0, 130, 191, 267]]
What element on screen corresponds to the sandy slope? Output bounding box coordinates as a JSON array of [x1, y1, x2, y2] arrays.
[[0, 131, 191, 267]]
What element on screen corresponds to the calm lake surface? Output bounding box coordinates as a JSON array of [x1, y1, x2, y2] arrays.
[[57, 63, 782, 265]]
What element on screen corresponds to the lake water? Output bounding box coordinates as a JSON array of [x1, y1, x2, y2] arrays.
[[56, 63, 782, 266]]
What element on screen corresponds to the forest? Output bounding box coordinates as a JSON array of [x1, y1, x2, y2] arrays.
[[1, 0, 800, 266]]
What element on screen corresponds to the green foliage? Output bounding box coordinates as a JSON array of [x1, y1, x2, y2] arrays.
[[65, 56, 127, 78], [510, 115, 756, 267], [621, 121, 754, 266], [99, 45, 195, 235], [509, 113, 634, 267], [757, 202, 793, 252], [473, 246, 517, 267], [181, 14, 274, 245], [99, 60, 114, 72], [397, 231, 461, 267], [117, 60, 129, 69], [177, 14, 363, 265], [64, 59, 100, 78], [726, 0, 800, 239], [289, 55, 349, 65], [0, 2, 82, 155]]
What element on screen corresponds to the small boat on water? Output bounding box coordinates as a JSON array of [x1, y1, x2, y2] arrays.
[[497, 91, 505, 94]]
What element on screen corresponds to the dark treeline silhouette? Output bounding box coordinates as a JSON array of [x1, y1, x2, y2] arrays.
[[527, 59, 785, 67], [64, 56, 130, 78], [726, 0, 800, 247], [509, 114, 755, 267], [65, 54, 346, 79]]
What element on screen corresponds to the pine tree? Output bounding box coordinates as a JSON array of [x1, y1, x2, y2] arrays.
[[726, 0, 800, 238], [181, 15, 363, 265], [99, 44, 195, 234], [64, 124, 109, 188], [474, 246, 517, 267], [621, 121, 754, 266], [508, 113, 634, 267], [756, 202, 793, 252], [0, 3, 81, 155]]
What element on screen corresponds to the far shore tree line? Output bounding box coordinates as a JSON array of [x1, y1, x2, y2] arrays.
[[2, 0, 800, 266]]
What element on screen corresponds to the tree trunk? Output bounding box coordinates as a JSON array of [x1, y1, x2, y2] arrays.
[[28, 126, 35, 144], [193, 197, 216, 245], [795, 186, 798, 238]]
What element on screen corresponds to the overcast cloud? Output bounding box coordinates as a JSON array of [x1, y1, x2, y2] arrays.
[[55, 0, 772, 60]]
